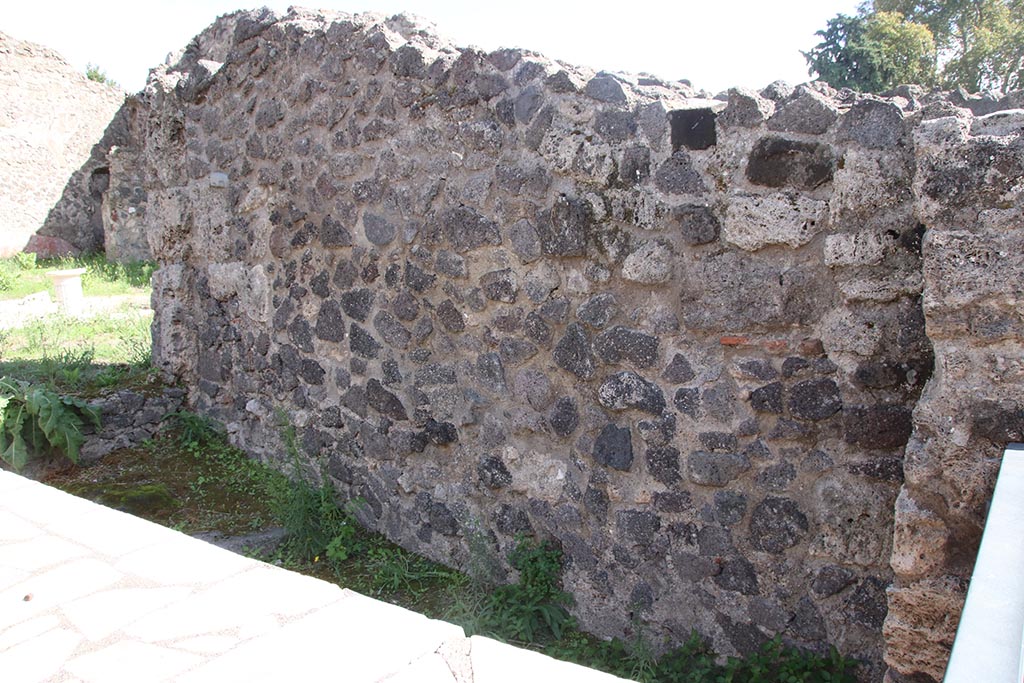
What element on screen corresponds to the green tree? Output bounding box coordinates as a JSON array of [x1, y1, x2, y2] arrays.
[[811, 1, 1024, 93], [938, 0, 1024, 92], [804, 11, 937, 91]]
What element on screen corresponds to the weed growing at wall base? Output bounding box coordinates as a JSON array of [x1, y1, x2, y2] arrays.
[[0, 377, 100, 471]]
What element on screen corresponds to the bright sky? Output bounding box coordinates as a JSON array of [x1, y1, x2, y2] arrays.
[[5, 1, 862, 94]]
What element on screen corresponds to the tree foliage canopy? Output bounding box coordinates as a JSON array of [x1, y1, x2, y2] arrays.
[[806, 0, 1023, 93]]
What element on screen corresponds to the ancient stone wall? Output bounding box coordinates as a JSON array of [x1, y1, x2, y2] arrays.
[[882, 111, 1024, 682], [109, 9, 1023, 682], [0, 31, 125, 257]]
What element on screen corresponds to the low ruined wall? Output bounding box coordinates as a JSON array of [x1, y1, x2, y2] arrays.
[[108, 9, 1023, 681], [81, 386, 186, 463], [0, 31, 124, 256]]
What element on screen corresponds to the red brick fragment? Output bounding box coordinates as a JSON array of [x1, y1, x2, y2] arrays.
[[719, 335, 749, 346]]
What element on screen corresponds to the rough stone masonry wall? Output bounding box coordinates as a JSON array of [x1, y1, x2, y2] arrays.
[[882, 110, 1024, 682], [108, 9, 1023, 682], [0, 31, 125, 257]]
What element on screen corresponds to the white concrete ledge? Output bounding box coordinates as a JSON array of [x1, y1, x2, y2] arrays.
[[0, 471, 627, 683], [945, 444, 1024, 683]]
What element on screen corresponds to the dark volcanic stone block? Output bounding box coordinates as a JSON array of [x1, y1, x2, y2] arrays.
[[584, 74, 627, 103], [363, 212, 396, 245], [577, 293, 619, 329], [788, 378, 842, 421], [811, 564, 856, 598], [372, 310, 411, 349], [595, 109, 637, 143], [554, 323, 595, 379], [844, 404, 913, 449], [480, 268, 518, 303], [429, 502, 459, 536], [746, 136, 836, 190], [674, 387, 699, 417], [423, 418, 458, 445], [524, 312, 552, 346], [442, 206, 501, 252], [494, 503, 533, 534], [598, 371, 666, 415], [340, 288, 374, 322], [593, 423, 633, 471], [620, 146, 651, 185], [298, 359, 325, 385], [478, 455, 512, 489], [594, 326, 659, 368], [549, 397, 580, 437], [749, 496, 808, 553], [670, 108, 717, 151], [499, 338, 538, 365], [537, 195, 591, 257], [315, 300, 346, 342], [713, 491, 747, 526], [476, 352, 506, 389], [750, 382, 784, 414], [321, 214, 353, 247], [404, 262, 436, 293], [662, 353, 696, 384], [288, 316, 313, 353], [617, 510, 661, 546], [646, 446, 680, 485], [970, 399, 1024, 443], [845, 576, 889, 629], [674, 205, 720, 245], [687, 451, 750, 487], [654, 152, 707, 194], [699, 432, 738, 452], [349, 323, 382, 359], [436, 299, 465, 333], [837, 99, 906, 149], [435, 250, 467, 278], [713, 558, 758, 595], [392, 289, 419, 321], [366, 378, 407, 420]]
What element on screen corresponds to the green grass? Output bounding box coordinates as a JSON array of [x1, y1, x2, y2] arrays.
[[1, 309, 152, 362], [0, 253, 156, 301], [0, 310, 153, 393], [39, 405, 862, 682], [0, 253, 155, 393]]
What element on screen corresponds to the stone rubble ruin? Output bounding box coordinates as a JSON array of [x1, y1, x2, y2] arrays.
[[0, 31, 125, 256], [25, 7, 1024, 682]]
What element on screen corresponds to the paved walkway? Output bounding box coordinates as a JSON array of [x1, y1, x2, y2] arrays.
[[0, 471, 626, 682]]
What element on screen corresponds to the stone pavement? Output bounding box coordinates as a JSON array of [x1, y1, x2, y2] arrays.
[[0, 471, 627, 682]]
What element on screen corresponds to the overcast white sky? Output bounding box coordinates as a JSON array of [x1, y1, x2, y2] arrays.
[[5, 1, 863, 94]]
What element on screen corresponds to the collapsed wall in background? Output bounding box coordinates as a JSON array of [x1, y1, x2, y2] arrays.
[[104, 8, 1022, 682], [0, 31, 124, 257]]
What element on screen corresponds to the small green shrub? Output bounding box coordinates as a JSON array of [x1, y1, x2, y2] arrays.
[[85, 63, 119, 89], [364, 544, 460, 596], [468, 535, 575, 643], [551, 627, 858, 683], [168, 410, 225, 449], [0, 377, 100, 470], [275, 475, 353, 560], [13, 252, 36, 270], [0, 269, 15, 292]]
